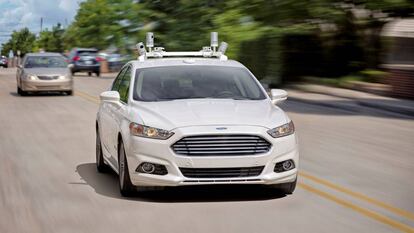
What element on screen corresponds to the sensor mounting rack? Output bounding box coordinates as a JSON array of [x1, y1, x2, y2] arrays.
[[136, 32, 228, 61]]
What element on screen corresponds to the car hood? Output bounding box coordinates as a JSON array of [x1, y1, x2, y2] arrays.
[[131, 99, 289, 130], [24, 68, 69, 76]]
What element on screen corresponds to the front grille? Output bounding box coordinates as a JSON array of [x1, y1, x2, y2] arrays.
[[38, 76, 59, 80], [180, 166, 264, 178], [172, 134, 271, 156]]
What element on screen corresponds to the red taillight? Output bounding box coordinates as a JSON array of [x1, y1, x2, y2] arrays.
[[96, 57, 103, 62], [73, 56, 80, 61]]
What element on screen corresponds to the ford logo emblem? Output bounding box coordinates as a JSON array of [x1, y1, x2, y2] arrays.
[[216, 127, 227, 130]]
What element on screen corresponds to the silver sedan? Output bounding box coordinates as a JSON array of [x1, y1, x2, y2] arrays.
[[16, 52, 73, 95]]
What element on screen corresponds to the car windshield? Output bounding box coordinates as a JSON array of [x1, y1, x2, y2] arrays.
[[24, 56, 67, 68], [133, 66, 266, 101]]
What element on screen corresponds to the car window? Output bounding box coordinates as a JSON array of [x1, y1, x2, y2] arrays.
[[111, 68, 127, 91], [133, 66, 266, 101], [118, 67, 131, 103], [78, 50, 98, 56], [24, 56, 67, 68]]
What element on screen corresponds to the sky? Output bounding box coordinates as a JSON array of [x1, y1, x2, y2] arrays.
[[0, 0, 84, 48]]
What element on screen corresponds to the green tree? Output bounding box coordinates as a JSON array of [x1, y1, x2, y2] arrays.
[[1, 28, 36, 56], [37, 23, 65, 52]]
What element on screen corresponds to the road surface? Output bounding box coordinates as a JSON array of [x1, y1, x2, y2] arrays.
[[0, 68, 413, 233]]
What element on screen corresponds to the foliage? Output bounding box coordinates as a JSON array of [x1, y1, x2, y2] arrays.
[[36, 23, 65, 52], [1, 28, 36, 56]]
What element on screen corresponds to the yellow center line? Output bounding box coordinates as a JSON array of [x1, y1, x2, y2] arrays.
[[300, 171, 414, 221], [75, 90, 100, 104], [299, 183, 414, 233], [74, 89, 414, 232]]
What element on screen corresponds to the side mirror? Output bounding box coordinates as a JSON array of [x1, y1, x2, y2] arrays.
[[270, 89, 288, 104], [68, 64, 74, 69], [100, 91, 120, 103]]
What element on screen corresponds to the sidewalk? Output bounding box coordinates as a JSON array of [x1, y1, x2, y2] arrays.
[[285, 83, 414, 116]]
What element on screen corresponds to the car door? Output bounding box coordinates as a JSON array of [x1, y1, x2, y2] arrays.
[[108, 65, 132, 164], [99, 67, 127, 159]]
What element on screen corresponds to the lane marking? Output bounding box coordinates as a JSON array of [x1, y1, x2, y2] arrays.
[[74, 89, 414, 231], [300, 171, 414, 221], [299, 183, 414, 233], [75, 90, 100, 104]]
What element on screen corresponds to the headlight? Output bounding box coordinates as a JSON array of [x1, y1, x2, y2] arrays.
[[27, 75, 37, 80], [58, 75, 67, 80], [129, 122, 174, 140], [267, 121, 295, 138]]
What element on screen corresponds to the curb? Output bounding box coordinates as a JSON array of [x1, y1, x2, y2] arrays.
[[288, 96, 361, 113], [357, 100, 414, 116], [287, 87, 414, 117]]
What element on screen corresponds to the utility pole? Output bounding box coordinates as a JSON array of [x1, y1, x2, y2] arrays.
[[40, 17, 43, 33]]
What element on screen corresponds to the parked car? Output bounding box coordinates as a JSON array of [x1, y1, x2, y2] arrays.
[[98, 53, 131, 72], [68, 48, 102, 76], [95, 33, 299, 197], [0, 56, 8, 68], [16, 53, 73, 95]]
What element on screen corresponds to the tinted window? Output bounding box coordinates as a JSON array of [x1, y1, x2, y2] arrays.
[[111, 68, 127, 91], [77, 50, 98, 56], [133, 66, 266, 101], [118, 67, 131, 103], [24, 56, 67, 68]]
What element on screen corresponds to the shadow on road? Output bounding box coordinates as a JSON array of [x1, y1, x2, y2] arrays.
[[74, 163, 286, 203], [9, 91, 70, 97], [74, 73, 115, 80]]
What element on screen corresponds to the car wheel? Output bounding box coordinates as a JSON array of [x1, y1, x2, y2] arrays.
[[96, 129, 109, 173], [88, 72, 92, 76], [118, 140, 135, 197], [17, 86, 21, 95], [274, 179, 297, 195], [18, 87, 27, 96], [66, 90, 73, 96], [95, 71, 100, 77], [72, 71, 75, 76]]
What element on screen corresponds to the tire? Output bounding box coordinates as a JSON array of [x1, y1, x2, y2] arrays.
[[88, 72, 92, 77], [118, 140, 135, 197], [275, 179, 297, 195], [18, 87, 27, 96], [95, 71, 100, 77], [96, 129, 109, 173], [72, 71, 75, 76], [66, 90, 73, 96]]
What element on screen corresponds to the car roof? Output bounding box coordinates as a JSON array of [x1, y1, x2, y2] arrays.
[[129, 58, 245, 69], [25, 52, 64, 57]]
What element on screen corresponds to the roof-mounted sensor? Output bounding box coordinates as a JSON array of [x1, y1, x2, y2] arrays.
[[136, 32, 228, 61]]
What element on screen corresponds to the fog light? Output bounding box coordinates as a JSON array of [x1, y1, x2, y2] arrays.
[[282, 160, 294, 170], [274, 159, 295, 173], [141, 162, 156, 173], [136, 162, 168, 175]]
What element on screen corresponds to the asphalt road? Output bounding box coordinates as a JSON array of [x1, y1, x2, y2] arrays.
[[1, 68, 413, 233]]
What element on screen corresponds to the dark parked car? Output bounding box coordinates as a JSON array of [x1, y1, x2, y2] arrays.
[[0, 56, 8, 68], [68, 48, 102, 76]]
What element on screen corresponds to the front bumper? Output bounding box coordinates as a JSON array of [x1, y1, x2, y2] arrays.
[[125, 125, 299, 187], [72, 64, 100, 72], [21, 79, 73, 91]]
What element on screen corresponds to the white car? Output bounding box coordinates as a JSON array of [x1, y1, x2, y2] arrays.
[[96, 33, 299, 196]]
